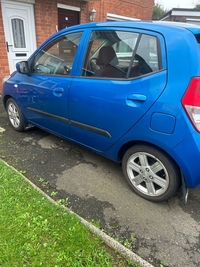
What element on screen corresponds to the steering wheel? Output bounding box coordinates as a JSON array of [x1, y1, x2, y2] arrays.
[[89, 57, 100, 73]]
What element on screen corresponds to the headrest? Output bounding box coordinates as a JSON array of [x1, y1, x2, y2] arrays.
[[96, 46, 118, 66]]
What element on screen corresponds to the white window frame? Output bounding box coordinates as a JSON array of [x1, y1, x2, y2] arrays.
[[107, 13, 140, 21], [57, 3, 80, 12]]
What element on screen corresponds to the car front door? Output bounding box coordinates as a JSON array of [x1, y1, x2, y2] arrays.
[[69, 29, 167, 151], [17, 31, 83, 138]]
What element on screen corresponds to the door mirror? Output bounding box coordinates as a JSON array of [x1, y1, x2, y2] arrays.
[[16, 61, 30, 75]]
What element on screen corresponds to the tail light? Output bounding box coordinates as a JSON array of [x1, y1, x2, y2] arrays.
[[182, 77, 200, 132]]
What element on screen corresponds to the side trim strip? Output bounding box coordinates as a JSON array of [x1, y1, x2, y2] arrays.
[[27, 107, 112, 138], [28, 107, 69, 124], [70, 120, 111, 138]]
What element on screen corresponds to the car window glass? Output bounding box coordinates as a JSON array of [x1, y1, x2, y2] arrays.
[[131, 34, 159, 77], [81, 30, 139, 78], [82, 30, 159, 79], [30, 32, 83, 75]]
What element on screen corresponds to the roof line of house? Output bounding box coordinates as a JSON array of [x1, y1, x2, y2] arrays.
[[160, 8, 200, 21]]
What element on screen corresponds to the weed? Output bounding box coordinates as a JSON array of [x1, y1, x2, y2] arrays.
[[90, 219, 101, 228], [131, 237, 137, 242], [50, 190, 58, 197], [57, 198, 69, 206], [38, 177, 45, 183], [124, 239, 132, 249], [19, 170, 27, 174]]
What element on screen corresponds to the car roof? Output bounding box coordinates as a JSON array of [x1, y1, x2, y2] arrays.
[[61, 20, 200, 35]]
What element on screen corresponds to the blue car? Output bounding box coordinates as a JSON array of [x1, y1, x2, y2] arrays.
[[2, 21, 200, 202]]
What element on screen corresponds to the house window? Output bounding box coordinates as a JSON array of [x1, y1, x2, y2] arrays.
[[11, 19, 26, 48]]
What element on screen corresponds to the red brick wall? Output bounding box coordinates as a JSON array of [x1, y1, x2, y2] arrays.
[[0, 0, 153, 91], [88, 0, 154, 21], [34, 0, 89, 46], [34, 0, 57, 46], [0, 4, 10, 89]]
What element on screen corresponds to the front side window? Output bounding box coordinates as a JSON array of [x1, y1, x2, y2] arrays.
[[82, 30, 160, 79], [30, 32, 83, 76]]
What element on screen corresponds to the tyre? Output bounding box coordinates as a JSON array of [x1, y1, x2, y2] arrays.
[[6, 98, 26, 132], [122, 144, 181, 202]]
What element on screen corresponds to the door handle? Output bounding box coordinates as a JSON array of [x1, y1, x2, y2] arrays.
[[127, 94, 147, 101], [6, 42, 13, 52], [53, 87, 64, 96]]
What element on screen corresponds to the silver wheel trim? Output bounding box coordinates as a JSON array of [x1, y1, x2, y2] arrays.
[[126, 152, 169, 197], [7, 102, 20, 128]]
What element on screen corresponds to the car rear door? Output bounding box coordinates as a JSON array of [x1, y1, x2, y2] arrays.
[[69, 28, 167, 151]]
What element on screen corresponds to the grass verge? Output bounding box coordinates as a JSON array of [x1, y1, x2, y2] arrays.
[[0, 160, 140, 267]]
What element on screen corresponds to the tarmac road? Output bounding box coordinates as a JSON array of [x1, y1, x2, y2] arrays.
[[0, 95, 200, 267]]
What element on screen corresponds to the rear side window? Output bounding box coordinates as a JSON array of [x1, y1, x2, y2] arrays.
[[135, 34, 159, 73], [81, 30, 160, 79]]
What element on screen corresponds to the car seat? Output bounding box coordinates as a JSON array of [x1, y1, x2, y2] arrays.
[[94, 46, 125, 78]]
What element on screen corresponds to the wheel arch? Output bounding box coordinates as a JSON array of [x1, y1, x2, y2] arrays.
[[3, 94, 12, 108]]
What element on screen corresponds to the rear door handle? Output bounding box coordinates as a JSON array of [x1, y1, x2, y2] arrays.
[[127, 94, 147, 102]]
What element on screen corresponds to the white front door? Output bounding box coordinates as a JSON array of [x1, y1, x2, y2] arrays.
[[1, 0, 36, 74]]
